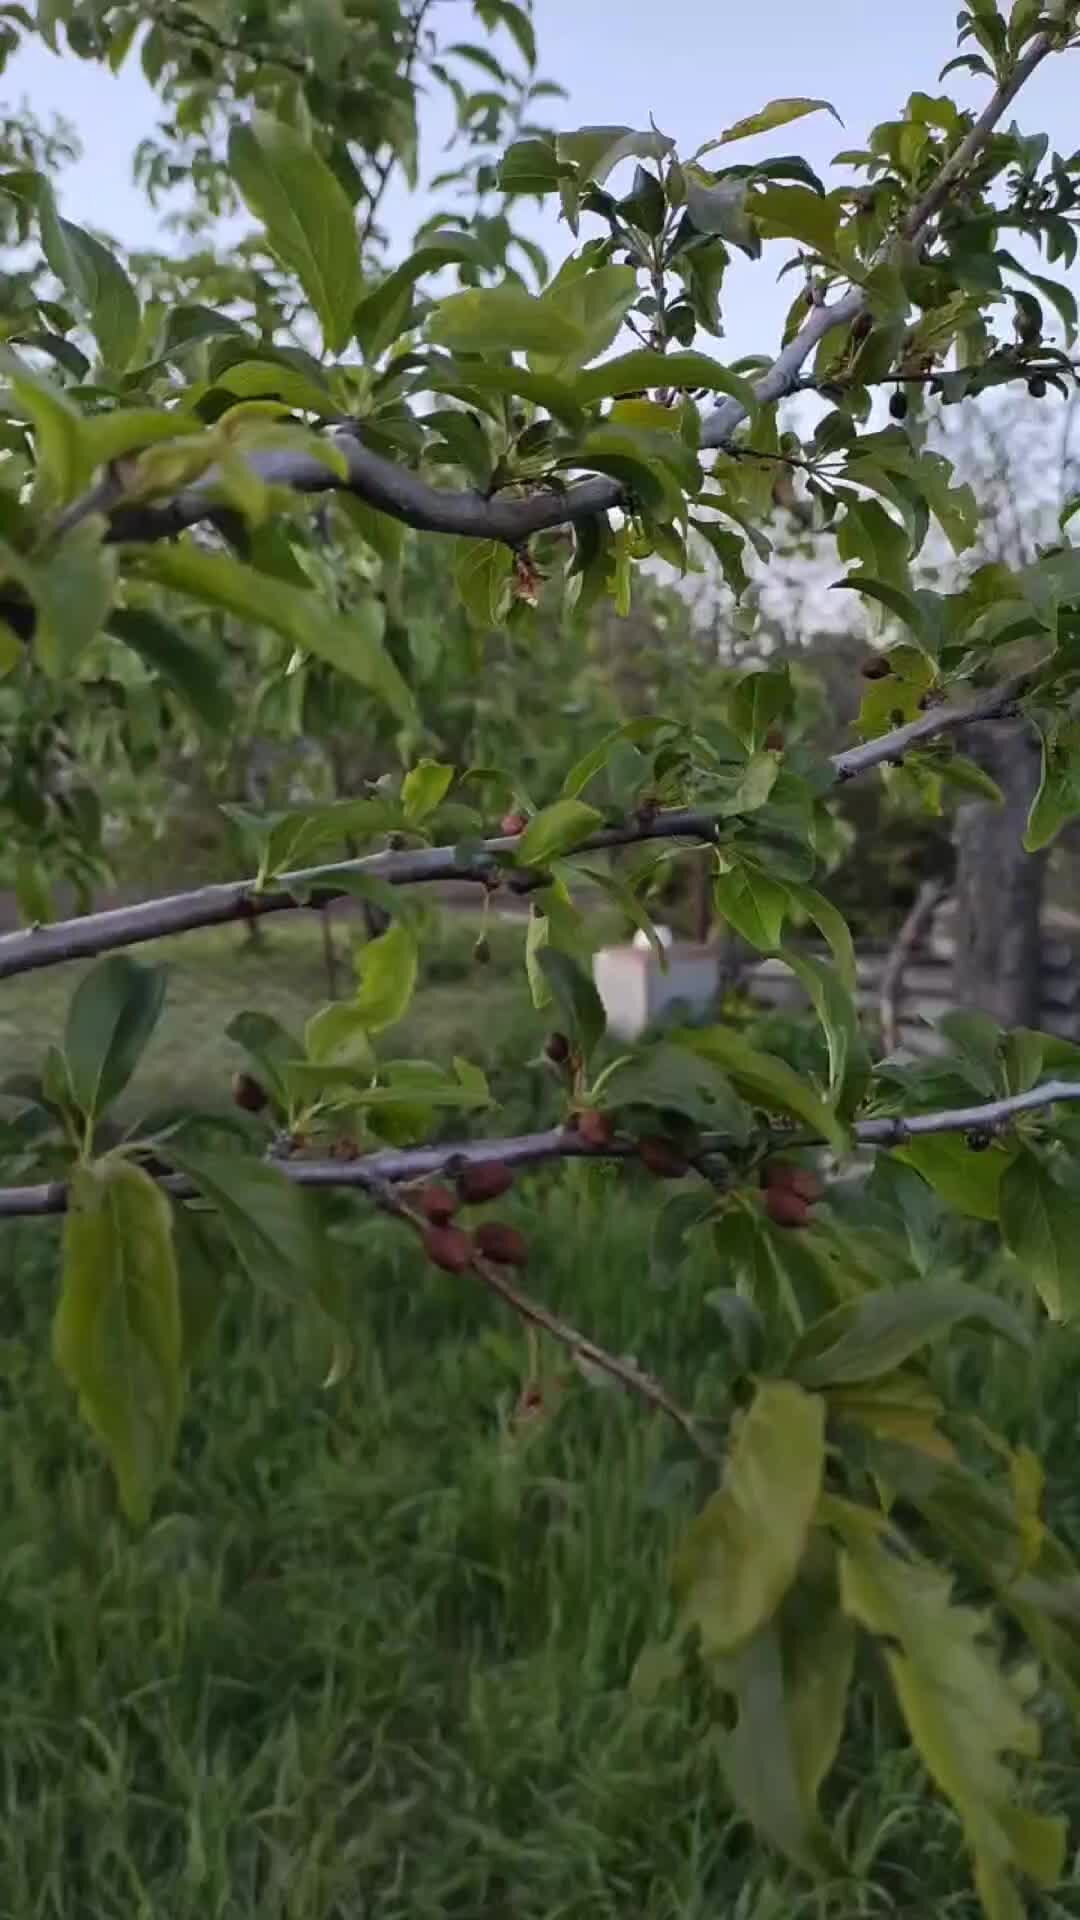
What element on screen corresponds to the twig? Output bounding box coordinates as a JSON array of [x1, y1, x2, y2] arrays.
[[3, 1081, 1080, 1218], [0, 676, 1031, 981], [879, 878, 945, 1053]]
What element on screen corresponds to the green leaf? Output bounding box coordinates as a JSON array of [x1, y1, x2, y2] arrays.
[[673, 1381, 825, 1654], [675, 1027, 849, 1153], [599, 1042, 752, 1140], [721, 751, 781, 818], [1025, 724, 1080, 851], [430, 284, 582, 355], [893, 1135, 1014, 1222], [454, 537, 513, 628], [649, 1188, 717, 1286], [303, 1001, 376, 1071], [54, 1159, 182, 1525], [498, 137, 567, 195], [108, 608, 232, 732], [839, 1530, 1064, 1917], [353, 921, 418, 1033], [557, 124, 674, 190], [538, 264, 639, 369], [1, 356, 89, 503], [516, 798, 603, 867], [719, 1588, 850, 1877], [228, 116, 362, 354], [1000, 1148, 1080, 1320], [536, 947, 606, 1061], [560, 716, 674, 799], [701, 97, 841, 151], [170, 1202, 226, 1367], [790, 1282, 1030, 1389], [165, 1143, 329, 1308], [136, 546, 414, 724], [63, 955, 167, 1129], [728, 667, 791, 751], [754, 184, 842, 256], [781, 950, 864, 1109], [20, 520, 116, 677], [935, 753, 1004, 804], [354, 231, 492, 359], [788, 887, 857, 995], [713, 863, 790, 950], [573, 349, 757, 418], [401, 759, 454, 826], [226, 1010, 307, 1111], [37, 182, 140, 369]]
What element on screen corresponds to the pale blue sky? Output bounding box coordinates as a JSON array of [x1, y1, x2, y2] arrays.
[[5, 1, 1080, 358]]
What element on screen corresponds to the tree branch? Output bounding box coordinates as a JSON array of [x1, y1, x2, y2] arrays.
[[879, 877, 945, 1053], [3, 1079, 1080, 1219], [55, 33, 1060, 555], [0, 674, 1031, 981]]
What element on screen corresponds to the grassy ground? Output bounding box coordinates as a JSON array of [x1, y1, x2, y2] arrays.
[[5, 914, 1080, 1916]]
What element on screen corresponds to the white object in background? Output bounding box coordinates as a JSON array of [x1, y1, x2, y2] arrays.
[[593, 941, 720, 1041], [633, 924, 674, 950]]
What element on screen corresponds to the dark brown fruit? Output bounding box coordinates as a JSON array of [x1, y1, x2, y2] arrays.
[[860, 657, 891, 680], [232, 1071, 268, 1113], [577, 1108, 615, 1149], [545, 1031, 571, 1065], [330, 1136, 361, 1162], [638, 1135, 690, 1179], [965, 1128, 993, 1153], [459, 1160, 515, 1204], [1028, 374, 1047, 398], [418, 1183, 460, 1225], [501, 810, 528, 836], [764, 1187, 811, 1229], [422, 1224, 474, 1273], [473, 934, 492, 965], [764, 727, 785, 751], [889, 388, 909, 420], [474, 1220, 529, 1267]]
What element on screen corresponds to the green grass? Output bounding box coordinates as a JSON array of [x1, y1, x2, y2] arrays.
[[4, 916, 1080, 1916]]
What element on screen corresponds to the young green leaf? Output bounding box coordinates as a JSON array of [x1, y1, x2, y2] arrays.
[[701, 97, 840, 152], [228, 116, 362, 354], [515, 798, 604, 866], [673, 1381, 825, 1655], [401, 759, 454, 826], [54, 1159, 183, 1525], [353, 920, 418, 1032], [454, 538, 514, 628], [63, 954, 167, 1130]]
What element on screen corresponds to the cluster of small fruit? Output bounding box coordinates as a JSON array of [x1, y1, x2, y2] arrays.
[[415, 1159, 526, 1273]]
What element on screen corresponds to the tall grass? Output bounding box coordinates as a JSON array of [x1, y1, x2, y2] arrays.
[[3, 914, 1080, 1915]]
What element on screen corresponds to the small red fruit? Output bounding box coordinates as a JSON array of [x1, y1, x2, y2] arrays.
[[638, 1135, 690, 1179], [577, 1108, 615, 1149], [458, 1160, 515, 1204], [763, 1162, 823, 1205], [474, 1220, 529, 1267], [422, 1224, 474, 1272], [764, 1187, 811, 1229], [501, 810, 528, 836], [418, 1183, 460, 1225], [232, 1071, 268, 1113]]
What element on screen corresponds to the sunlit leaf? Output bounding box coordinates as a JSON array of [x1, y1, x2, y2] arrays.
[[228, 116, 362, 354]]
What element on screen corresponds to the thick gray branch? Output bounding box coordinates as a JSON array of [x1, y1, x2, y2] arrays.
[[2, 1079, 1079, 1217], [0, 673, 1028, 981]]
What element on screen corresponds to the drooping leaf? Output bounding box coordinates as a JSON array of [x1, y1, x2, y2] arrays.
[[37, 180, 140, 369], [780, 950, 866, 1111], [23, 520, 116, 677], [712, 862, 790, 950], [1000, 1148, 1080, 1320], [136, 546, 414, 723], [63, 955, 167, 1129], [790, 1282, 1030, 1389], [839, 1528, 1064, 1917], [108, 607, 233, 732], [599, 1042, 751, 1140], [728, 666, 791, 751], [537, 947, 606, 1061], [165, 1142, 329, 1308], [649, 1188, 718, 1286], [673, 1380, 825, 1655], [54, 1159, 183, 1525], [675, 1026, 849, 1152], [352, 920, 418, 1033], [228, 116, 362, 354], [454, 537, 514, 627], [893, 1134, 1015, 1222]]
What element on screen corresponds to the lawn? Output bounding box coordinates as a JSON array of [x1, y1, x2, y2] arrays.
[[4, 909, 1080, 1917]]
